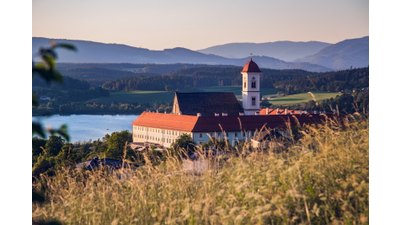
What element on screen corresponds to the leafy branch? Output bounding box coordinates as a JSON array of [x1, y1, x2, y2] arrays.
[[32, 41, 77, 141]]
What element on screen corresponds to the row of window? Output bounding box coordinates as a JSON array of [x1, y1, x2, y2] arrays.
[[134, 126, 182, 136], [198, 131, 255, 139], [133, 133, 175, 144], [243, 81, 257, 89]]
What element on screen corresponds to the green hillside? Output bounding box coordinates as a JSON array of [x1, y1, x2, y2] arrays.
[[269, 92, 341, 105]]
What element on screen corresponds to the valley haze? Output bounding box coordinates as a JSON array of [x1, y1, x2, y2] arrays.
[[33, 36, 369, 71]]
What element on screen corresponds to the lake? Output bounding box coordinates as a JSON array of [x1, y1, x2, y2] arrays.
[[32, 114, 139, 143]]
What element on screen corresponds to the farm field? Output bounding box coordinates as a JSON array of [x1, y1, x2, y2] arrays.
[[268, 91, 341, 106]]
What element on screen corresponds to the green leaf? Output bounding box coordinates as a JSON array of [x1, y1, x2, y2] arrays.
[[39, 47, 57, 59], [32, 122, 46, 138], [54, 43, 77, 51], [56, 124, 70, 142], [42, 54, 56, 70]]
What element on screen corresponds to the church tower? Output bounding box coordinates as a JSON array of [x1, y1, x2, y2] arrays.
[[241, 59, 261, 115]]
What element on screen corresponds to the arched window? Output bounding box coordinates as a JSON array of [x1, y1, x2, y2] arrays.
[[251, 81, 256, 89], [244, 82, 246, 88]]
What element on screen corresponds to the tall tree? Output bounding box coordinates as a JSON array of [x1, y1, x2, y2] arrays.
[[170, 133, 197, 157], [105, 130, 132, 160]]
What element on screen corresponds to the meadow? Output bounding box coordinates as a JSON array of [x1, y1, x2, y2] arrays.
[[33, 115, 369, 224], [268, 92, 341, 106]]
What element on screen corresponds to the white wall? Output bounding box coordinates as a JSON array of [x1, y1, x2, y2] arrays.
[[132, 125, 191, 148], [133, 127, 261, 148]]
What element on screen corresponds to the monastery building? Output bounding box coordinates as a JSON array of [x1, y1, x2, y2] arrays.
[[131, 59, 333, 148]]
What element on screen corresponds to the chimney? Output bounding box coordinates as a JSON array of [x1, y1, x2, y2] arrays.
[[284, 109, 288, 115], [197, 113, 202, 117], [299, 110, 302, 115], [156, 110, 159, 113], [265, 108, 269, 115], [214, 113, 220, 116], [276, 108, 280, 115]]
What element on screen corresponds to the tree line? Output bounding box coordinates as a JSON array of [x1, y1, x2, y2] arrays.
[[33, 75, 110, 102], [33, 101, 172, 115], [101, 66, 369, 96]]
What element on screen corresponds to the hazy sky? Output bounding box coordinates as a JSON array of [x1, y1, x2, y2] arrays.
[[32, 0, 369, 50]]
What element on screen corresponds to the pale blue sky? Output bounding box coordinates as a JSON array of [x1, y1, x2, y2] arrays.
[[32, 0, 368, 50], [32, 0, 369, 50]]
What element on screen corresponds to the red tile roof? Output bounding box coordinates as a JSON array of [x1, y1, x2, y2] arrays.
[[241, 59, 261, 73], [132, 111, 331, 133], [132, 111, 198, 132]]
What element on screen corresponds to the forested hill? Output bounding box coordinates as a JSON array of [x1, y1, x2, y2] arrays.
[[101, 66, 368, 95], [57, 63, 217, 87]]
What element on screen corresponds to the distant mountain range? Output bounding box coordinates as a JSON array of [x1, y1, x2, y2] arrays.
[[33, 36, 369, 72], [294, 36, 369, 70], [197, 41, 332, 62]]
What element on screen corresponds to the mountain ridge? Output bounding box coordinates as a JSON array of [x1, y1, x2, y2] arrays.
[[295, 36, 369, 70], [197, 41, 332, 61], [33, 37, 332, 72]]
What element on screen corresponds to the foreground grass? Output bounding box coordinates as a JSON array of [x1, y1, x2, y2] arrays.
[[33, 116, 368, 224]]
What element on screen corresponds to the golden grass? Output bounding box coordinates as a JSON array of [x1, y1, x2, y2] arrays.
[[33, 116, 369, 224]]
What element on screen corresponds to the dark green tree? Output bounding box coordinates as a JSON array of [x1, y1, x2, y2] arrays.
[[44, 135, 65, 157], [105, 130, 132, 160], [170, 133, 197, 156]]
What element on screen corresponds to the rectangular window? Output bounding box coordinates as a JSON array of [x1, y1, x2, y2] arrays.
[[251, 81, 256, 88], [252, 97, 256, 106], [199, 133, 202, 138]]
